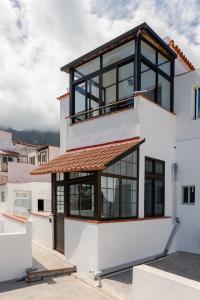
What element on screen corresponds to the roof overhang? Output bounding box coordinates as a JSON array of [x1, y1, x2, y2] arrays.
[[61, 22, 177, 73], [31, 137, 145, 175]]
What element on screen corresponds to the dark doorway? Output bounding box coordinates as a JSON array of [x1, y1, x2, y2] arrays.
[[38, 199, 44, 211]]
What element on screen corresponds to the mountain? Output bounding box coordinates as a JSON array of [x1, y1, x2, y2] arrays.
[[0, 127, 60, 146]]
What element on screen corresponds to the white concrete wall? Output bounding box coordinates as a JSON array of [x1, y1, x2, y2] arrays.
[[0, 130, 12, 150], [98, 218, 175, 271], [65, 219, 99, 275], [65, 218, 175, 277], [60, 96, 69, 153], [175, 69, 200, 254], [0, 184, 8, 213], [0, 217, 32, 282], [133, 265, 200, 300], [30, 213, 53, 250], [48, 146, 60, 160]]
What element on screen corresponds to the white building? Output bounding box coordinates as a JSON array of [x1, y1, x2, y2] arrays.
[[28, 145, 60, 166], [32, 22, 200, 280]]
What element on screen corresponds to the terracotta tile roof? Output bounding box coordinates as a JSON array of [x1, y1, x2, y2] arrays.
[[31, 137, 144, 175], [0, 149, 20, 157], [57, 92, 70, 100], [168, 40, 195, 71], [1, 213, 28, 224]]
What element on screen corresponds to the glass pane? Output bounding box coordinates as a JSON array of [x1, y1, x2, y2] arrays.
[[87, 76, 100, 117], [74, 83, 86, 121], [103, 69, 116, 108], [56, 173, 64, 181], [80, 184, 94, 216], [101, 177, 119, 218], [141, 40, 156, 64], [183, 187, 188, 204], [158, 53, 171, 76], [190, 186, 195, 204], [145, 179, 153, 217], [158, 75, 171, 111], [119, 62, 134, 81], [118, 78, 134, 100], [74, 57, 100, 79], [103, 40, 135, 67], [122, 179, 137, 217], [145, 159, 153, 173], [155, 161, 164, 174], [154, 180, 164, 216], [141, 64, 156, 102], [56, 186, 64, 213]]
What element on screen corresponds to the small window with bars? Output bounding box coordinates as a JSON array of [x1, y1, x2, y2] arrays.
[[194, 87, 200, 120], [183, 186, 195, 204]]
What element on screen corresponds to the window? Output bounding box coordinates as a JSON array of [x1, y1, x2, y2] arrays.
[[118, 62, 134, 100], [69, 172, 94, 179], [29, 156, 35, 165], [145, 157, 165, 217], [56, 173, 64, 181], [69, 183, 94, 217], [183, 186, 195, 204], [74, 57, 100, 79], [141, 40, 156, 64], [101, 149, 138, 218], [38, 199, 44, 211], [56, 186, 64, 213], [1, 192, 5, 202], [194, 87, 200, 120], [103, 40, 135, 67], [158, 53, 171, 76], [157, 75, 171, 110], [141, 63, 156, 102]]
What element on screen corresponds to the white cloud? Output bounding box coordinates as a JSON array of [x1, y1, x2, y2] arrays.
[[0, 0, 200, 130]]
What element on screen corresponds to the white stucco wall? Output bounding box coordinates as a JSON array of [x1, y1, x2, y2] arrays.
[[133, 265, 200, 300], [0, 217, 32, 282], [30, 213, 53, 250], [175, 69, 200, 254]]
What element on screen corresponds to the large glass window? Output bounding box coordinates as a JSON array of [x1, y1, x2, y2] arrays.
[[118, 62, 134, 100], [101, 149, 138, 218], [141, 63, 156, 102], [145, 157, 165, 217], [56, 186, 64, 213], [102, 68, 117, 108], [141, 40, 156, 64], [158, 53, 171, 76], [74, 57, 100, 79], [157, 75, 171, 110], [74, 83, 86, 121], [69, 183, 94, 217], [103, 40, 135, 67]]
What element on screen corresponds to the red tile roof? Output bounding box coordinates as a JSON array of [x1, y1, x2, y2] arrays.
[[0, 149, 19, 157], [31, 137, 144, 175], [57, 92, 70, 100], [168, 40, 195, 71], [1, 213, 28, 224]]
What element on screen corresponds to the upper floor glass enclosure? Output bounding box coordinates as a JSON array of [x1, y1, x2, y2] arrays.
[[61, 23, 176, 123]]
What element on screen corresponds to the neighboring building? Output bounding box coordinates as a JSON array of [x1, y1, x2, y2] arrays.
[[0, 131, 59, 216], [0, 162, 51, 216], [0, 130, 36, 169], [32, 22, 200, 280], [28, 145, 60, 166]]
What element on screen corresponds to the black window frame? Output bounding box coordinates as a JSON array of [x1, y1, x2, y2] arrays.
[[69, 35, 175, 124], [144, 156, 165, 218], [182, 186, 195, 205]]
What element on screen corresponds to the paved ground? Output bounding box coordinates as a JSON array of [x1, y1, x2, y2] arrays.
[[32, 243, 74, 271], [101, 269, 133, 300], [148, 251, 200, 282], [0, 276, 113, 300]]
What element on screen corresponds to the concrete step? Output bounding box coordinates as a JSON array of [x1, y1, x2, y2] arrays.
[[26, 265, 76, 282]]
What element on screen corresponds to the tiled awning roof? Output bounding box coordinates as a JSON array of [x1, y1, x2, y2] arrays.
[[31, 137, 144, 175]]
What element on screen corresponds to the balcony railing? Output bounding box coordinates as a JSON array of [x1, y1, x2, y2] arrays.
[[68, 96, 135, 123]]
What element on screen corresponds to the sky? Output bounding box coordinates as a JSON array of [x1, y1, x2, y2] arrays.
[[0, 0, 200, 131]]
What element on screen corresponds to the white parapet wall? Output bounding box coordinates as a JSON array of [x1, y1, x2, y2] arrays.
[[65, 217, 175, 278], [30, 212, 53, 250], [133, 265, 200, 300], [0, 215, 32, 282]]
